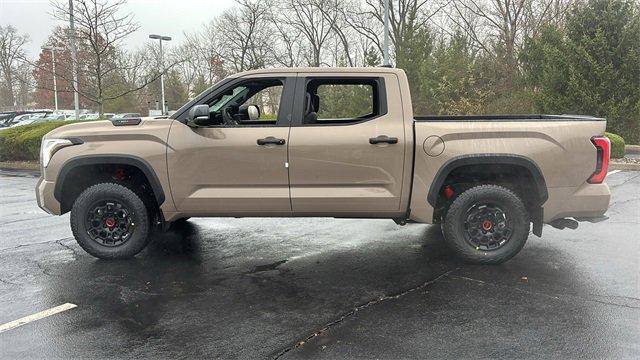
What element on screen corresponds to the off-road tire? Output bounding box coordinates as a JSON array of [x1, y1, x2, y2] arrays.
[[442, 184, 529, 264], [70, 183, 151, 259]]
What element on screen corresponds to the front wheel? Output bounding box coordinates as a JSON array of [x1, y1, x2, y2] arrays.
[[442, 184, 529, 264], [70, 183, 151, 259]]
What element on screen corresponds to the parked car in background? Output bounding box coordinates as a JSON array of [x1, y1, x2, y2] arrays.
[[1, 112, 51, 129], [7, 114, 33, 128], [44, 114, 67, 121], [0, 112, 16, 128], [79, 114, 100, 121], [11, 117, 48, 127], [64, 112, 115, 121]]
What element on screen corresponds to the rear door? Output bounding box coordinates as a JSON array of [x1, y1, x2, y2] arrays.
[[167, 74, 294, 215], [287, 73, 407, 215]]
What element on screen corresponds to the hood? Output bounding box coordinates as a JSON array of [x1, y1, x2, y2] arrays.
[[44, 119, 173, 140]]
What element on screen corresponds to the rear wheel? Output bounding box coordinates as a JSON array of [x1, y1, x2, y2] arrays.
[[442, 184, 529, 264], [70, 183, 151, 259]]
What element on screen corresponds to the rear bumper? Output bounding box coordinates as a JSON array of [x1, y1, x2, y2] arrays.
[[36, 177, 61, 215], [543, 183, 610, 223]]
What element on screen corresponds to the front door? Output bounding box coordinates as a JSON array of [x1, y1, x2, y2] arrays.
[[287, 74, 407, 215], [167, 75, 294, 215]]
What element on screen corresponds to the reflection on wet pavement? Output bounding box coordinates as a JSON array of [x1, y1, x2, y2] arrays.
[[0, 170, 638, 359]]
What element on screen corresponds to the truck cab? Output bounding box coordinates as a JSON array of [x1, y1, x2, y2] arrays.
[[167, 68, 412, 220]]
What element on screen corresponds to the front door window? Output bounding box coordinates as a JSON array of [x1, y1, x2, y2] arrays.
[[203, 79, 284, 127]]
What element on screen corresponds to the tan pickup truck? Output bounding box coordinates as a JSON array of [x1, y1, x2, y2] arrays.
[[36, 67, 611, 264]]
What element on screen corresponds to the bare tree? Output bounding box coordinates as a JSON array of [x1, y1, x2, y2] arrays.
[[452, 0, 527, 87], [51, 0, 161, 115], [181, 28, 228, 91], [278, 0, 338, 67], [0, 25, 29, 109], [347, 4, 385, 60], [448, 0, 575, 89], [215, 0, 274, 72], [356, 0, 448, 66], [267, 9, 306, 67], [521, 0, 576, 38], [168, 42, 205, 97], [314, 0, 359, 66]]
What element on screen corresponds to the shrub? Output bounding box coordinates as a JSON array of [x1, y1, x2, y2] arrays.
[[605, 132, 625, 159], [0, 121, 73, 161]]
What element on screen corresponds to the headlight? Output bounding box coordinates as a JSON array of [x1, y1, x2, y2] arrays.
[[40, 138, 76, 168]]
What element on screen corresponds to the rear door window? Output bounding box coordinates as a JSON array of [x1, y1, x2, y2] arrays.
[[300, 78, 385, 125]]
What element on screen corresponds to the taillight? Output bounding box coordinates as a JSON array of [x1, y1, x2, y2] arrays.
[[588, 136, 610, 184]]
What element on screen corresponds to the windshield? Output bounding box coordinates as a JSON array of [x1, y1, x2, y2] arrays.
[[209, 86, 248, 112]]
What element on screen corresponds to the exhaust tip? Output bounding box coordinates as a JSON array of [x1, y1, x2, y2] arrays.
[[549, 218, 579, 230]]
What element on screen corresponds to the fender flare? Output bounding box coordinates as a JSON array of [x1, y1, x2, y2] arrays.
[[53, 154, 166, 205], [426, 154, 548, 207]]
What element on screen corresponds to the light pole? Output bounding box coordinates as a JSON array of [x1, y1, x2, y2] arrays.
[[42, 45, 65, 111], [383, 0, 390, 66], [68, 0, 80, 120], [149, 34, 171, 115]]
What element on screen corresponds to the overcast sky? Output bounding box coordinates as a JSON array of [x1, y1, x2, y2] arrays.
[[0, 0, 236, 58]]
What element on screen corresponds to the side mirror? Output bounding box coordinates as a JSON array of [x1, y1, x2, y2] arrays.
[[187, 104, 210, 127], [247, 105, 260, 120]]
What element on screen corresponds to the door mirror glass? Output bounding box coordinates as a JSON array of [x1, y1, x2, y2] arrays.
[[187, 104, 210, 127], [247, 105, 260, 120]]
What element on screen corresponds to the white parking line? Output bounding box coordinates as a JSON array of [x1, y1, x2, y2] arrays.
[[607, 170, 621, 176], [0, 303, 77, 334]]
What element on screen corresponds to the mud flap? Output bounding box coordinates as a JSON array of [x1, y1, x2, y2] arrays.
[[531, 206, 543, 237]]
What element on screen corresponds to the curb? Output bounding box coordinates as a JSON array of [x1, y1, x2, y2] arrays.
[[0, 161, 40, 171], [610, 161, 640, 171], [626, 145, 640, 155]]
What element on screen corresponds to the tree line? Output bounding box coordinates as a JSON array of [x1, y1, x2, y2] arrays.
[[0, 0, 638, 142]]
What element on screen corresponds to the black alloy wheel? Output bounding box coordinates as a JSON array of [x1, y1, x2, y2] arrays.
[[71, 183, 151, 259], [86, 200, 135, 247], [442, 184, 529, 264], [463, 203, 513, 251]]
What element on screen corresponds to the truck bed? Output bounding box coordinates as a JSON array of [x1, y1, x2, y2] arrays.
[[414, 114, 605, 122], [408, 115, 608, 224]]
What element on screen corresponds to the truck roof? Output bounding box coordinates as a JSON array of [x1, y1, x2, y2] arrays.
[[234, 67, 405, 77]]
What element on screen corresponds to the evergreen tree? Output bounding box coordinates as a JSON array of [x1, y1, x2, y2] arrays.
[[164, 70, 189, 112], [523, 0, 640, 142], [364, 47, 381, 67]]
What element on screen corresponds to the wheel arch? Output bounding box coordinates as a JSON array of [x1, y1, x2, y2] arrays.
[[54, 155, 166, 207], [427, 154, 548, 207]]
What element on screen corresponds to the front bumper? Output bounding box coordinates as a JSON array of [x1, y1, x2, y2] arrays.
[[36, 176, 61, 215]]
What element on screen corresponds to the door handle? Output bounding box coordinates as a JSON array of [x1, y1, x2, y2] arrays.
[[257, 136, 286, 146], [369, 135, 398, 145]]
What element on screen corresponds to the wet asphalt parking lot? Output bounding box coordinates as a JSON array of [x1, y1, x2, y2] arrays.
[[0, 169, 638, 359]]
